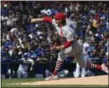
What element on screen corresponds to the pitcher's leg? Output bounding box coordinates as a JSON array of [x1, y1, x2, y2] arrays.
[[53, 51, 65, 75], [45, 51, 66, 80], [74, 51, 108, 73], [52, 46, 73, 76]]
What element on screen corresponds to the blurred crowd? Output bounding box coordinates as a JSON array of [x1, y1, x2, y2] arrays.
[[1, 1, 109, 79]]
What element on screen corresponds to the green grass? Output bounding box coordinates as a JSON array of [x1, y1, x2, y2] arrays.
[[2, 78, 108, 88], [2, 78, 43, 88]]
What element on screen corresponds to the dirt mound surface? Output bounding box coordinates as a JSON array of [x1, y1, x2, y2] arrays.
[[19, 75, 108, 85]]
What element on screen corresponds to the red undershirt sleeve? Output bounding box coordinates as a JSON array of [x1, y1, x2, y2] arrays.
[[64, 41, 72, 48], [43, 17, 52, 23]]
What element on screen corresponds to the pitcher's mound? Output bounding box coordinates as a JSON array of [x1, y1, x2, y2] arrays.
[[20, 75, 108, 85]]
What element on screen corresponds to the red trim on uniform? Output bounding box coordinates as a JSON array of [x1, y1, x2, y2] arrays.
[[60, 27, 64, 37], [64, 41, 72, 48], [43, 17, 52, 23], [96, 65, 102, 70]]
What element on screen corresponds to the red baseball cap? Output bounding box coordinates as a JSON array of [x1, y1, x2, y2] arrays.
[[55, 13, 66, 20]]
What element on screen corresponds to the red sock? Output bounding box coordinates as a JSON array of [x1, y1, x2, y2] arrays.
[[95, 65, 102, 70], [53, 60, 63, 75], [53, 70, 58, 75], [87, 60, 102, 70]]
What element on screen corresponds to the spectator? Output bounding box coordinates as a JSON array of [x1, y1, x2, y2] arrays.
[[17, 52, 34, 78]]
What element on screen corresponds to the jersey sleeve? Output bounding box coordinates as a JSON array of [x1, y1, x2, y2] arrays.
[[63, 31, 74, 48], [43, 17, 52, 23], [64, 28, 76, 41], [62, 26, 76, 48], [64, 41, 72, 48]]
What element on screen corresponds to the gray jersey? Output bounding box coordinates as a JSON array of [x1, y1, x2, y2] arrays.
[[52, 18, 82, 55]]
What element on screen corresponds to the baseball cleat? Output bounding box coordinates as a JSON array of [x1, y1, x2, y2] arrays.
[[101, 64, 108, 74], [45, 74, 59, 81]]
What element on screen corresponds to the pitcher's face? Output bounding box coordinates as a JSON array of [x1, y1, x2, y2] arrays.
[[55, 19, 61, 26]]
